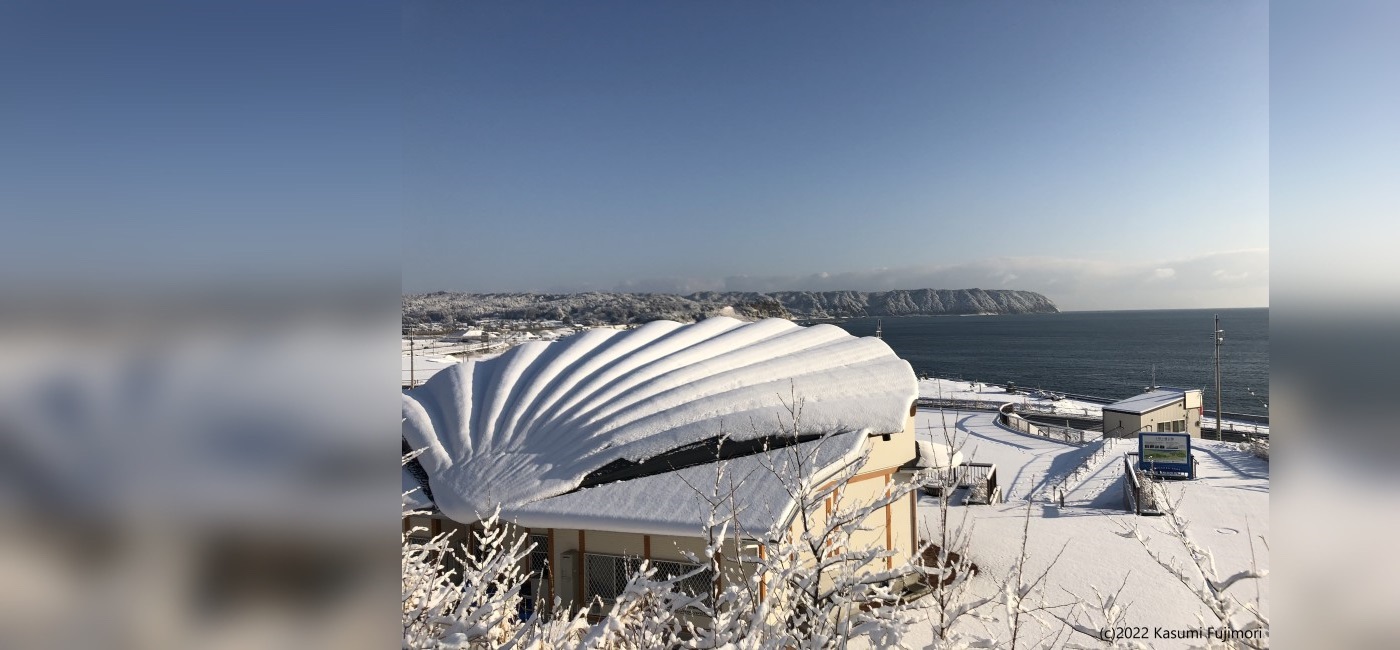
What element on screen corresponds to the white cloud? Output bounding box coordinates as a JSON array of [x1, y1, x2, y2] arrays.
[[1213, 268, 1251, 282], [1153, 268, 1177, 280]]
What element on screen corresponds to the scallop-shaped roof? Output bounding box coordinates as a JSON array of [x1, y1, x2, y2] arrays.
[[401, 317, 917, 523]]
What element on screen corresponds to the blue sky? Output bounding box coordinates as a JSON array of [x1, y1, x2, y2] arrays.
[[1, 1, 400, 291], [405, 1, 1269, 310], [1, 2, 1270, 310]]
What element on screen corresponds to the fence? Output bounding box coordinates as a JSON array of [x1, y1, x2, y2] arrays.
[[1123, 454, 1144, 515], [916, 397, 1004, 412], [1047, 436, 1119, 506], [584, 552, 713, 618], [998, 403, 1089, 445], [1121, 452, 1178, 516], [918, 462, 1000, 505]]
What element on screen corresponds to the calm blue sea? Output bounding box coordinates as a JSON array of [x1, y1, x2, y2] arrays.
[[833, 308, 1268, 418]]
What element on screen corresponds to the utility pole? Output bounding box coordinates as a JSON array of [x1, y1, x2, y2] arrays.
[[409, 338, 416, 389], [1214, 314, 1223, 441], [875, 318, 883, 340]]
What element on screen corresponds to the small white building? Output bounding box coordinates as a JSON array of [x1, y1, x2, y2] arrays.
[[1101, 387, 1204, 438]]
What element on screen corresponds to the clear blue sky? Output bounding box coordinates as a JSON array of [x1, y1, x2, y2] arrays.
[[1, 1, 400, 292], [405, 1, 1269, 310], [1, 2, 1270, 310]]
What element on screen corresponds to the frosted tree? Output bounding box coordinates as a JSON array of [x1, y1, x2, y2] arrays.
[[401, 384, 987, 649], [402, 450, 590, 649], [1118, 487, 1269, 650], [914, 393, 997, 647], [657, 391, 936, 649]]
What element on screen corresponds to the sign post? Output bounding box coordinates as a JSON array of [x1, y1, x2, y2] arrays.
[[1138, 432, 1193, 478]]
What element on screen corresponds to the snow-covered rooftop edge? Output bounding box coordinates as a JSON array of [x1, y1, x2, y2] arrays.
[[401, 317, 918, 525], [503, 431, 869, 538], [1103, 387, 1197, 414]]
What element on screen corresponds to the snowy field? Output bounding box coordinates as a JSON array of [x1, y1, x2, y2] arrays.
[[876, 406, 1270, 648], [401, 352, 459, 387]]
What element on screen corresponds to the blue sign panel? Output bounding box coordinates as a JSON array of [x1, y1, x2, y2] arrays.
[[1138, 433, 1192, 477]]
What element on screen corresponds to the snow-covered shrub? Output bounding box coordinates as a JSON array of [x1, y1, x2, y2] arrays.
[[913, 409, 997, 648], [1237, 437, 1270, 462], [667, 393, 935, 649], [1134, 470, 1160, 513], [402, 451, 590, 649], [967, 479, 990, 505]]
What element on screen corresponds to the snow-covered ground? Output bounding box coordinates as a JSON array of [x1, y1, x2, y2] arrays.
[[886, 407, 1270, 648], [402, 352, 459, 387], [919, 377, 1270, 436]]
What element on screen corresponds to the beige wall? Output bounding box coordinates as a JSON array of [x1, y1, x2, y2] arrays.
[[1104, 391, 1204, 439], [1103, 395, 1204, 437]]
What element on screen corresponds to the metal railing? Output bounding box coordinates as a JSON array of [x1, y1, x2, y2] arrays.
[[916, 397, 1005, 412], [1122, 452, 1175, 516], [1047, 436, 1118, 506], [918, 462, 999, 505], [1123, 454, 1143, 515], [998, 403, 1089, 445]]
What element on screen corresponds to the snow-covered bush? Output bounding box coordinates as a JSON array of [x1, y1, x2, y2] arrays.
[[1236, 437, 1269, 462], [402, 452, 590, 649], [1134, 470, 1160, 513], [914, 408, 996, 647], [669, 393, 934, 649]]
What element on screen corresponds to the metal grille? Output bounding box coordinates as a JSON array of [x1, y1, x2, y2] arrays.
[[528, 534, 550, 578], [651, 559, 714, 603], [585, 553, 641, 605]]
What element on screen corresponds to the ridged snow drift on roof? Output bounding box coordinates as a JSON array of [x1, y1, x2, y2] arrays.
[[400, 317, 917, 523]]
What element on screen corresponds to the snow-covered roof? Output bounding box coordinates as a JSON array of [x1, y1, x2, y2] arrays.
[[1102, 388, 1192, 415], [505, 431, 868, 538], [401, 317, 918, 525]]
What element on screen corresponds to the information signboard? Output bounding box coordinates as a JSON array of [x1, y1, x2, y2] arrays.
[[1138, 433, 1192, 477]]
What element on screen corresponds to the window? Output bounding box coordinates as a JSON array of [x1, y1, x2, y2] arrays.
[[584, 553, 714, 609], [585, 553, 642, 607], [522, 533, 550, 618], [528, 534, 550, 578], [651, 559, 715, 602]]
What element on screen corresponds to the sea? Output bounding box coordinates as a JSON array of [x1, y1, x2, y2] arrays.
[[832, 308, 1268, 419]]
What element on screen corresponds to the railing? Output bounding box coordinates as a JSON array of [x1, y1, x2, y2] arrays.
[[998, 403, 1089, 445], [1014, 402, 1102, 419], [917, 462, 999, 505], [916, 397, 1005, 412], [1123, 454, 1143, 515], [1047, 436, 1117, 506], [1122, 452, 1166, 516]]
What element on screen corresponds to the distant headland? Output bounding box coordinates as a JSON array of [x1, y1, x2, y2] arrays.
[[402, 289, 1058, 328]]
